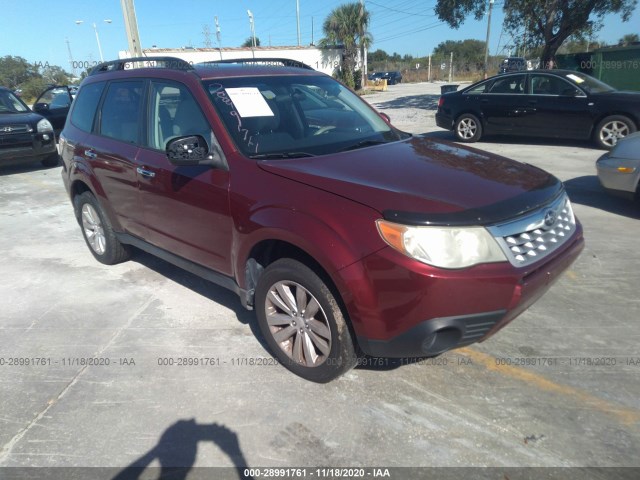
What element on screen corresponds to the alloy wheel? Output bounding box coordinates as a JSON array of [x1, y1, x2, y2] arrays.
[[81, 204, 106, 255], [600, 120, 629, 147], [457, 118, 477, 140], [264, 281, 332, 367]]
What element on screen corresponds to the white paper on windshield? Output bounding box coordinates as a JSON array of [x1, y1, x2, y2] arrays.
[[566, 74, 585, 84], [225, 87, 274, 117]]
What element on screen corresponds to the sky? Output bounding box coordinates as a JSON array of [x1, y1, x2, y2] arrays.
[[1, 0, 639, 72]]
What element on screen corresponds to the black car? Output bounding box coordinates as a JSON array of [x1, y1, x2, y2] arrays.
[[0, 86, 58, 167], [381, 71, 402, 85], [499, 57, 527, 74], [33, 85, 75, 137], [435, 70, 640, 149]]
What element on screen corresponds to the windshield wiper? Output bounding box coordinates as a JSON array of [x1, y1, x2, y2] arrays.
[[339, 140, 388, 152], [249, 152, 315, 159]]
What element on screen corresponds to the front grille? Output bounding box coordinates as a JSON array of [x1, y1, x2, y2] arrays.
[[0, 124, 32, 135], [488, 194, 576, 268]]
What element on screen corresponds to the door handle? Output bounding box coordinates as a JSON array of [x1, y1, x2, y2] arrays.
[[136, 167, 156, 178], [84, 149, 97, 159]]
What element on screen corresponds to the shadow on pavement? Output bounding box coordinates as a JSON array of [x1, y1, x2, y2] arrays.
[[129, 251, 273, 356], [112, 419, 253, 480], [563, 175, 639, 219], [372, 94, 440, 111]]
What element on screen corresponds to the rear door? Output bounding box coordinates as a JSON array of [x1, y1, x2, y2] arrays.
[[135, 80, 233, 275], [89, 80, 147, 237], [480, 74, 531, 134]]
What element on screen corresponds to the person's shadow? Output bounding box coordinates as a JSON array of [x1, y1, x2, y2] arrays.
[[112, 419, 253, 480]]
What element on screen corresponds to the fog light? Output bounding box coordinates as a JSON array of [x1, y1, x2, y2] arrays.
[[43, 134, 50, 141]]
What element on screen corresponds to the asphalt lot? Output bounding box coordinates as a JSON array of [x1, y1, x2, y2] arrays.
[[0, 82, 638, 478]]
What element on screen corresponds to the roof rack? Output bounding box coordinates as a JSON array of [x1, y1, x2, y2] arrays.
[[199, 58, 314, 70], [89, 56, 194, 76]]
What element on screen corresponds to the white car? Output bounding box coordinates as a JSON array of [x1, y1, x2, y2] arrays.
[[596, 132, 640, 200]]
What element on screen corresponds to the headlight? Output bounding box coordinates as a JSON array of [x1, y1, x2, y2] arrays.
[[376, 220, 507, 269], [37, 118, 53, 133]]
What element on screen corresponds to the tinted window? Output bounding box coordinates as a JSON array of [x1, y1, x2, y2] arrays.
[[489, 75, 526, 94], [466, 82, 490, 94], [147, 81, 212, 150], [99, 81, 144, 143], [70, 82, 105, 132], [531, 75, 577, 96]]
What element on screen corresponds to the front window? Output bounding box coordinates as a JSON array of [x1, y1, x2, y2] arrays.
[[204, 75, 408, 157], [0, 89, 29, 114], [563, 72, 615, 94]]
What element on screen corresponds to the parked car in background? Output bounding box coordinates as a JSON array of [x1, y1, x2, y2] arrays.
[[368, 71, 402, 85], [0, 86, 58, 168], [33, 85, 75, 137], [60, 57, 583, 382], [436, 70, 639, 149], [381, 71, 402, 85], [499, 57, 527, 74], [596, 132, 640, 200]]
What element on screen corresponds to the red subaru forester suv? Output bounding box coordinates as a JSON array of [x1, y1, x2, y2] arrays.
[[60, 57, 584, 382]]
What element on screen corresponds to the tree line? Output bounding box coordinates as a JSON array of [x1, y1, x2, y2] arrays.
[[0, 56, 74, 101]]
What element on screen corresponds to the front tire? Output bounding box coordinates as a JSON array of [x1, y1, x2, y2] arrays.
[[254, 259, 357, 383], [594, 115, 636, 149], [41, 153, 60, 167], [454, 113, 482, 143], [73, 192, 131, 265]]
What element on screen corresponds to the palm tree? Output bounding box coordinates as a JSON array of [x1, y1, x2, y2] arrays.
[[320, 2, 372, 89]]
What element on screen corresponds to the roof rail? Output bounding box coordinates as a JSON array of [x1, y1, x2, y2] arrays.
[[89, 56, 194, 76], [199, 58, 314, 70]]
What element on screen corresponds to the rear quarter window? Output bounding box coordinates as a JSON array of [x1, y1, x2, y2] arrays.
[[69, 82, 106, 132]]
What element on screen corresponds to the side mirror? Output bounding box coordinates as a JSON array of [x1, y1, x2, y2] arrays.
[[34, 102, 49, 111], [166, 135, 210, 165], [166, 135, 226, 169], [379, 112, 391, 124]]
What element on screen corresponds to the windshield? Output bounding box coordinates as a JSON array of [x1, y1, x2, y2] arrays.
[[563, 72, 615, 93], [204, 75, 408, 157], [0, 90, 29, 114]]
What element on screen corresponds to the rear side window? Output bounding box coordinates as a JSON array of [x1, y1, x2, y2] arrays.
[[99, 81, 144, 144], [69, 82, 105, 132]]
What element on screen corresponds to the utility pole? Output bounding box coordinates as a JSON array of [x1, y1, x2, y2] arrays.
[[296, 0, 301, 47], [428, 55, 431, 82], [215, 16, 222, 60], [449, 52, 453, 83], [483, 0, 494, 79], [66, 37, 76, 76], [247, 10, 256, 57], [360, 0, 367, 89], [120, 0, 143, 57]]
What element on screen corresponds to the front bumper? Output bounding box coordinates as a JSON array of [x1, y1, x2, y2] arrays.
[[340, 223, 584, 358], [596, 153, 639, 199], [0, 132, 57, 166]]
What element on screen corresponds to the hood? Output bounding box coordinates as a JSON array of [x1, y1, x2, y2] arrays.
[[258, 136, 562, 226], [0, 111, 42, 128]]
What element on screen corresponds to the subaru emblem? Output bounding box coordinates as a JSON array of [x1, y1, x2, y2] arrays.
[[544, 210, 557, 227]]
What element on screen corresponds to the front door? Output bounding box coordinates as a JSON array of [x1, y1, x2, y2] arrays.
[[136, 80, 233, 275]]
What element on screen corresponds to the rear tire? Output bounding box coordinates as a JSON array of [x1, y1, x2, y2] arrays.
[[254, 259, 357, 383], [73, 192, 131, 265], [454, 113, 482, 143], [594, 115, 636, 149]]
